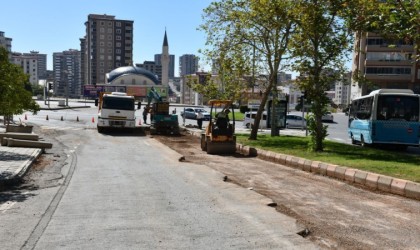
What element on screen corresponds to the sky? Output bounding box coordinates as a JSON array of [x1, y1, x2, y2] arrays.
[[0, 0, 214, 76]]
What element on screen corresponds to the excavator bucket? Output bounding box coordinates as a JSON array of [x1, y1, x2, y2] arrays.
[[206, 140, 236, 155]]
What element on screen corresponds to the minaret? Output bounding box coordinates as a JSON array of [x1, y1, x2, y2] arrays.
[[161, 29, 169, 86]]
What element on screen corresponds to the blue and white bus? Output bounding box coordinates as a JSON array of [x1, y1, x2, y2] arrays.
[[348, 89, 420, 148]]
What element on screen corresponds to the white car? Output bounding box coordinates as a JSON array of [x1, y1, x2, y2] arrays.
[[286, 115, 306, 129], [180, 108, 211, 121], [243, 111, 268, 129], [322, 111, 334, 122]]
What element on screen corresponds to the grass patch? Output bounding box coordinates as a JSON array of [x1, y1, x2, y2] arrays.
[[236, 134, 420, 183]]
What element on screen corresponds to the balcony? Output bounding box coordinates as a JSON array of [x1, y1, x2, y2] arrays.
[[365, 60, 414, 67]]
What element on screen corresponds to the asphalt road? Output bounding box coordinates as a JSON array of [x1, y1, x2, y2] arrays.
[[1, 128, 315, 249], [1, 105, 419, 249]]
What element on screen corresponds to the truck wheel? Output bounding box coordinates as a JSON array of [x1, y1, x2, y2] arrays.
[[97, 126, 104, 133]]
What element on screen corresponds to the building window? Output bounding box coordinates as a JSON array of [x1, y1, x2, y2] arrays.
[[116, 29, 121, 34], [116, 22, 121, 27], [100, 21, 104, 26], [116, 49, 121, 54], [107, 28, 113, 33], [116, 42, 121, 47], [365, 67, 411, 75], [116, 36, 121, 40], [100, 27, 105, 33]]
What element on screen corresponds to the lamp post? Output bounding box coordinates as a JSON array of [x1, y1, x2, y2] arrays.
[[63, 70, 69, 107]]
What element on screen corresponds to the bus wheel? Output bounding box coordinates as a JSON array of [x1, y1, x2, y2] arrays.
[[360, 136, 365, 147], [351, 134, 356, 145]]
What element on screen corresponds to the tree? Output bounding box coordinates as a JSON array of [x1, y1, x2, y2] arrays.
[[290, 0, 353, 151], [200, 0, 295, 140], [0, 47, 40, 125]]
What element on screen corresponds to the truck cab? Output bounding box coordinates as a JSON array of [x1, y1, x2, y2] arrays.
[[97, 92, 137, 133]]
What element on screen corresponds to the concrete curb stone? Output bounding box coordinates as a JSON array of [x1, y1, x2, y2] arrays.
[[183, 130, 420, 200], [334, 166, 347, 181], [234, 143, 420, 200]]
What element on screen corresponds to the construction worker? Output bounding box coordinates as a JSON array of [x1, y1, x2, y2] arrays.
[[143, 106, 148, 124], [196, 110, 204, 129]]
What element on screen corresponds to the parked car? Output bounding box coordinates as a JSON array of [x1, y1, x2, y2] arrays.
[[286, 115, 306, 129], [180, 108, 211, 120], [243, 111, 267, 129], [322, 111, 334, 122]]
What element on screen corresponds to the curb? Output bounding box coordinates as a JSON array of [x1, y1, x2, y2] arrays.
[[236, 143, 420, 200], [14, 148, 44, 181]]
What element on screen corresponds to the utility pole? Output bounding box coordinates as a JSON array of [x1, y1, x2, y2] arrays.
[[64, 70, 69, 107]]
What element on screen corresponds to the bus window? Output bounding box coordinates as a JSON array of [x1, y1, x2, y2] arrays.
[[377, 95, 419, 121], [355, 97, 373, 120]]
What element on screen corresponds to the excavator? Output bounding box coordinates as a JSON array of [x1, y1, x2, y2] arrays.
[[200, 100, 236, 154], [147, 87, 180, 135]]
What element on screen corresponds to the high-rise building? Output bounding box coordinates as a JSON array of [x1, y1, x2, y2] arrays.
[[155, 54, 175, 78], [0, 31, 12, 53], [351, 32, 419, 97], [334, 72, 351, 108], [81, 14, 134, 86], [24, 51, 47, 79], [11, 52, 38, 84], [53, 49, 82, 98], [135, 61, 161, 80], [179, 54, 199, 76]]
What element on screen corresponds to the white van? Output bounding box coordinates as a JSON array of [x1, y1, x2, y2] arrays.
[[243, 111, 268, 129]]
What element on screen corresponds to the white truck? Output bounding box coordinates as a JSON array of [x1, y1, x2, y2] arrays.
[[96, 92, 137, 133]]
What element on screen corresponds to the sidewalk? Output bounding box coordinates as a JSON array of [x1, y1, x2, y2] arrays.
[[0, 126, 43, 187], [0, 100, 81, 188]]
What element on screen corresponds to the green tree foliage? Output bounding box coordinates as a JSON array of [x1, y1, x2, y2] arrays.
[[343, 0, 419, 62], [290, 0, 353, 151], [0, 47, 40, 125], [200, 0, 295, 140]]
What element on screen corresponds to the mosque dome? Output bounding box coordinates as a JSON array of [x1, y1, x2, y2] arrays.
[[107, 66, 159, 84]]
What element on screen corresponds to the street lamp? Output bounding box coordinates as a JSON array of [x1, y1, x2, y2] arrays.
[[63, 70, 69, 106]]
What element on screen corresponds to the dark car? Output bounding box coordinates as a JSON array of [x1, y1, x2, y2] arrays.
[[180, 108, 211, 121]]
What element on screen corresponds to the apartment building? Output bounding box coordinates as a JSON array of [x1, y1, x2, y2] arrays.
[[53, 49, 82, 98], [135, 61, 161, 81], [11, 52, 38, 84], [351, 32, 419, 98], [0, 31, 12, 54], [81, 14, 134, 86], [179, 54, 199, 76], [334, 72, 351, 108], [155, 54, 175, 79]]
